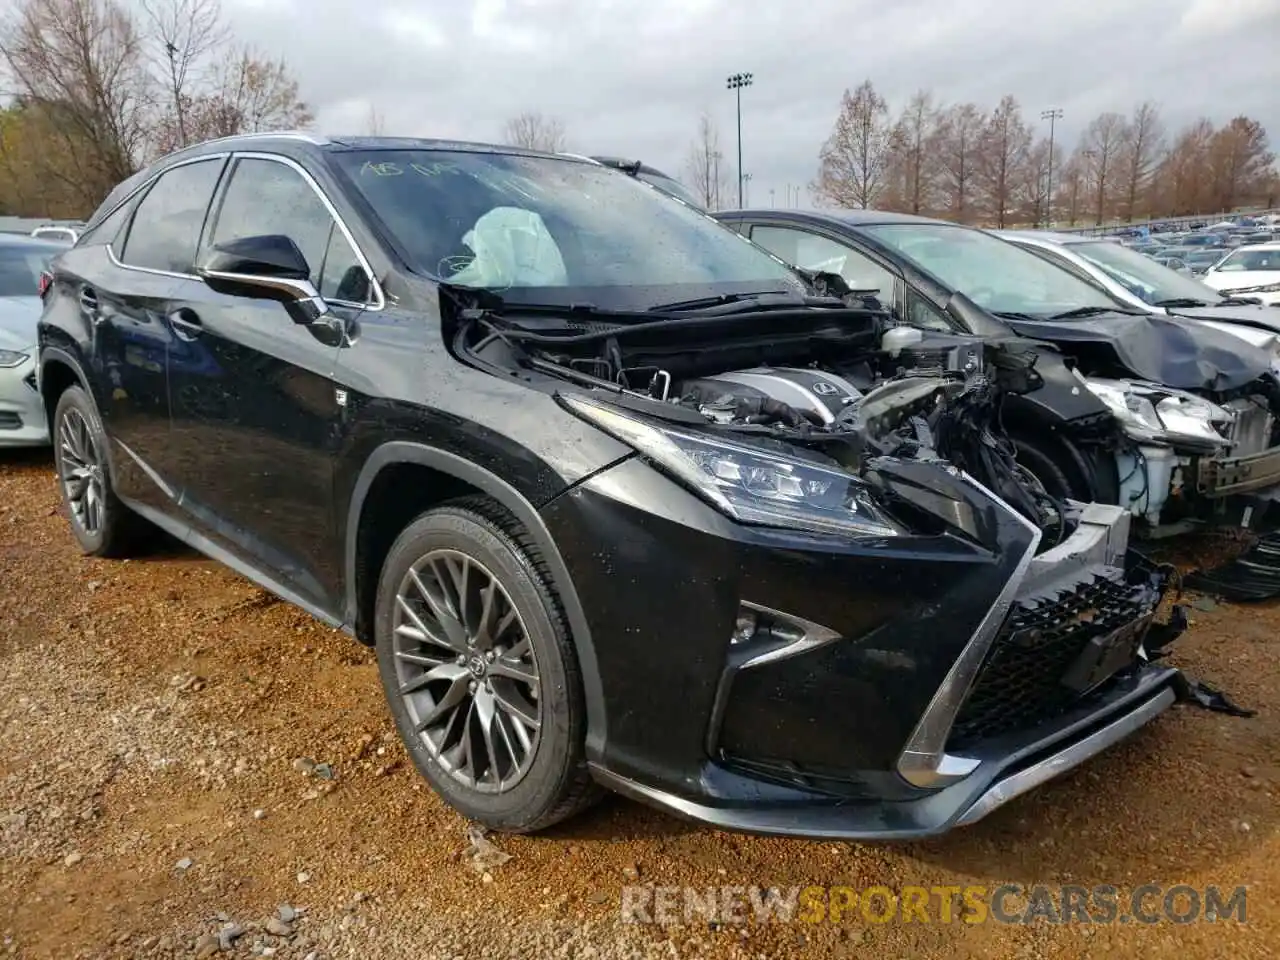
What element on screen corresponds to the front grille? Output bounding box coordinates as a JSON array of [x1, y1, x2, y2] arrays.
[[946, 571, 1161, 749], [0, 411, 22, 430]]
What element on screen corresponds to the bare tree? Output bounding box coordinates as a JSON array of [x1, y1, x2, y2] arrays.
[[1115, 101, 1164, 222], [1057, 149, 1090, 226], [363, 103, 385, 136], [501, 112, 567, 152], [1080, 111, 1127, 225], [1152, 118, 1214, 215], [139, 0, 227, 149], [884, 89, 942, 215], [1016, 138, 1056, 226], [0, 0, 153, 207], [683, 111, 732, 210], [1208, 116, 1275, 211], [811, 80, 892, 209], [936, 102, 984, 223], [974, 95, 1030, 228]]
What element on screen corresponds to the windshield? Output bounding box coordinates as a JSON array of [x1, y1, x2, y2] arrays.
[[330, 149, 800, 309], [0, 242, 60, 297], [1068, 240, 1222, 304], [861, 223, 1119, 316], [1214, 248, 1280, 273]]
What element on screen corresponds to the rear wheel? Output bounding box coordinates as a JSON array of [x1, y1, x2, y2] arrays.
[[51, 385, 141, 557], [373, 497, 601, 832]]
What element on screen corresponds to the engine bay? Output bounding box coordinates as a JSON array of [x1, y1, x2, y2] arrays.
[[450, 295, 1070, 543]]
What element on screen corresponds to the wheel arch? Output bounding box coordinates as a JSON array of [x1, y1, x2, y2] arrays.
[[1002, 396, 1120, 505], [343, 442, 607, 754], [38, 347, 91, 434]]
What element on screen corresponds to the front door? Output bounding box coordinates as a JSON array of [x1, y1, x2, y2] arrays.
[[160, 154, 378, 616]]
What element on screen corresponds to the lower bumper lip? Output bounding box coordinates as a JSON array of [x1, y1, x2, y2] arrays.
[[588, 666, 1179, 840]]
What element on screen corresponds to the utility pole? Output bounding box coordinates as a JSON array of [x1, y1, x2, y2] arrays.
[[727, 72, 753, 208], [743, 173, 753, 206], [769, 188, 775, 207], [1041, 108, 1063, 228], [712, 150, 722, 210]]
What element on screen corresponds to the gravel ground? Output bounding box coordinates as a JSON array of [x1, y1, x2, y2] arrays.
[[2, 448, 1278, 959]]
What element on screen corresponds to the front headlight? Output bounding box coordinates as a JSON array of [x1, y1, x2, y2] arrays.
[[1081, 376, 1232, 449], [0, 349, 29, 368], [561, 394, 901, 538]]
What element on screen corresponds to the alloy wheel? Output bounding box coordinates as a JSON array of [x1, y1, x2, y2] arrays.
[[58, 408, 105, 537], [391, 548, 542, 793]]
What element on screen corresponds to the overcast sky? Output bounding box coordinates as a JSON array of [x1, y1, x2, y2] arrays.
[[220, 0, 1278, 209]]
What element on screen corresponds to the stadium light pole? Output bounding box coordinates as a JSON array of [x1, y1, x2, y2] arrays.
[[727, 72, 753, 207], [1041, 108, 1064, 228]]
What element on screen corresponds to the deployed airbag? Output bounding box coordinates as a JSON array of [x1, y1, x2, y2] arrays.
[[446, 206, 568, 288]]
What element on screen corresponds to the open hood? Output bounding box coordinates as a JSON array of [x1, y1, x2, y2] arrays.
[[996, 310, 1272, 392]]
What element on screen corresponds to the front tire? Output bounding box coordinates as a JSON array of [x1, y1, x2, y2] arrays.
[[374, 497, 601, 832], [51, 385, 140, 557], [1012, 431, 1092, 504]]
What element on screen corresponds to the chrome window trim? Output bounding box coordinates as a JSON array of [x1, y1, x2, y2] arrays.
[[107, 152, 231, 279], [895, 469, 1042, 789], [226, 152, 385, 311], [102, 149, 384, 311]]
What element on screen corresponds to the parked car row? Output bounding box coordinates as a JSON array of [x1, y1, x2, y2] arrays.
[[9, 135, 1260, 842]]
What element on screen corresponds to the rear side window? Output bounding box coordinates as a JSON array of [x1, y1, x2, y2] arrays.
[[118, 159, 224, 274]]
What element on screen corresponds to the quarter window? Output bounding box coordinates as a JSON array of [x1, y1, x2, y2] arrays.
[[118, 159, 224, 274], [207, 157, 372, 304]]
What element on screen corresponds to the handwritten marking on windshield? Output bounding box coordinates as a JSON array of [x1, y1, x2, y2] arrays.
[[411, 162, 460, 177], [361, 161, 403, 176]]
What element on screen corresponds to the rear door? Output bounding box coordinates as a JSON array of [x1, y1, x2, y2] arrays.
[[157, 153, 378, 616], [45, 156, 227, 513]]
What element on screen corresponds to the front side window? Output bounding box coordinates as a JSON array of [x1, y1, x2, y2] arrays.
[[1213, 249, 1280, 273], [207, 157, 372, 304], [750, 225, 898, 300], [862, 223, 1119, 317], [328, 149, 802, 310], [1067, 240, 1223, 305], [118, 159, 224, 274]]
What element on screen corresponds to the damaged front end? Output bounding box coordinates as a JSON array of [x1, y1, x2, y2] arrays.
[[452, 296, 1194, 833]]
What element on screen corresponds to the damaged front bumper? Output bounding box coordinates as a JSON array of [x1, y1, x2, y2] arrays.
[[549, 451, 1186, 840], [1196, 443, 1280, 497]]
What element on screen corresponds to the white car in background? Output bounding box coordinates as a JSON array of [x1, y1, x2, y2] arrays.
[[0, 234, 66, 447], [999, 231, 1280, 365], [1200, 243, 1280, 307]]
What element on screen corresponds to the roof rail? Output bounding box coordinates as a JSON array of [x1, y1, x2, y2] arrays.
[[196, 130, 330, 149]]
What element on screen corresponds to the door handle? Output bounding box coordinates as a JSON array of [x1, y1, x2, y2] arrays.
[[78, 287, 101, 323], [170, 308, 204, 341]]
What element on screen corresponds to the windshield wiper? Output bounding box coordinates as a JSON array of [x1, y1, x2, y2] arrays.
[[991, 311, 1044, 322], [1047, 305, 1144, 320], [646, 290, 845, 315], [1153, 297, 1209, 308]]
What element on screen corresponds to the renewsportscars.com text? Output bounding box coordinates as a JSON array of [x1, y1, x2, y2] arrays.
[[620, 883, 1248, 926]]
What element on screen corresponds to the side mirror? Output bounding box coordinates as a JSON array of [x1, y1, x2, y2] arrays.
[[196, 235, 329, 323]]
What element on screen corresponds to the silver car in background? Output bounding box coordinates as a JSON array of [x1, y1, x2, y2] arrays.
[[999, 230, 1280, 367], [0, 234, 65, 447]]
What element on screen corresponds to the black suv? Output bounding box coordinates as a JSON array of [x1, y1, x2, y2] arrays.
[[38, 135, 1182, 838]]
